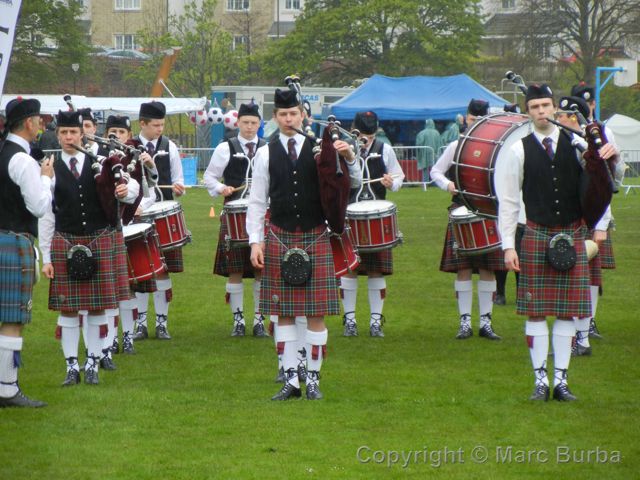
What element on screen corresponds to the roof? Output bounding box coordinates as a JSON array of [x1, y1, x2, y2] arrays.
[[483, 13, 531, 37]]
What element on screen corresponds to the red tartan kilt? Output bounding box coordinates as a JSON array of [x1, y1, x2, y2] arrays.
[[599, 230, 615, 269], [163, 247, 184, 273], [131, 278, 157, 293], [357, 250, 393, 276], [259, 224, 340, 317], [439, 221, 505, 273], [213, 216, 255, 278], [48, 229, 119, 312], [516, 221, 591, 318], [114, 231, 132, 301], [588, 253, 602, 287]]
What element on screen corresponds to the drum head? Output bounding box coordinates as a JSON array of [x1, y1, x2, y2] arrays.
[[450, 205, 474, 220], [226, 198, 249, 209], [123, 223, 152, 238], [347, 199, 395, 215], [144, 200, 181, 215]]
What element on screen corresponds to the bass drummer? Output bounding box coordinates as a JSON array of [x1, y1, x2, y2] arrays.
[[204, 103, 270, 337], [431, 99, 503, 341], [339, 111, 404, 338], [132, 101, 185, 341]]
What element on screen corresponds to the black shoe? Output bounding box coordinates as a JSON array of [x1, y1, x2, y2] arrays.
[[122, 334, 136, 355], [253, 319, 269, 337], [369, 314, 385, 337], [297, 362, 308, 383], [479, 323, 502, 340], [0, 390, 47, 408], [110, 336, 119, 354], [271, 382, 302, 400], [61, 369, 80, 387], [589, 318, 603, 339], [84, 368, 99, 385], [342, 313, 358, 337], [133, 324, 148, 341], [100, 356, 117, 371], [231, 322, 245, 337], [494, 294, 506, 305], [274, 367, 286, 383], [456, 323, 473, 340], [572, 343, 592, 357], [553, 383, 577, 401], [155, 324, 172, 340], [306, 382, 324, 400], [529, 384, 550, 401]]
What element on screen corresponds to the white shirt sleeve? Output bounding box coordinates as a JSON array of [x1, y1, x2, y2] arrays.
[[383, 143, 404, 191], [203, 142, 231, 197], [168, 140, 184, 187], [38, 208, 55, 264], [430, 141, 457, 191], [345, 153, 362, 189], [594, 204, 612, 231], [121, 177, 139, 204], [497, 141, 525, 250], [8, 153, 53, 218], [246, 145, 270, 245]]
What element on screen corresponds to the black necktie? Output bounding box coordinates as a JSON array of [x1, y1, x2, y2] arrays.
[[287, 138, 297, 164], [146, 141, 155, 156], [69, 157, 80, 179], [542, 137, 554, 159], [246, 142, 256, 159]]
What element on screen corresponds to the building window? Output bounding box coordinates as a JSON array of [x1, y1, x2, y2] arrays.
[[114, 34, 138, 50], [115, 0, 141, 11], [501, 0, 515, 8], [227, 0, 249, 10], [285, 0, 301, 10], [232, 35, 248, 50]]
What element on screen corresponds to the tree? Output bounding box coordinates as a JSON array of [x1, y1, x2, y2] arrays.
[[6, 0, 90, 93], [520, 0, 640, 84], [254, 0, 484, 86], [130, 0, 249, 97]]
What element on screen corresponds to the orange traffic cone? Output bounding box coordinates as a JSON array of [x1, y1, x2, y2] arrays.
[[209, 206, 216, 218]]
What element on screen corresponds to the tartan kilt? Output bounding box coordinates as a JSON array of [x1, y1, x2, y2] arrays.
[[516, 220, 591, 318], [599, 228, 615, 269], [48, 229, 119, 312], [439, 221, 505, 273], [130, 278, 157, 293], [114, 231, 132, 301], [0, 231, 36, 324], [356, 249, 393, 276], [588, 254, 602, 287], [259, 224, 340, 317], [213, 216, 255, 278], [163, 247, 184, 273]]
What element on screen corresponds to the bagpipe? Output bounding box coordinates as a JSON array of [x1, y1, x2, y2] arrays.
[[505, 71, 618, 229]]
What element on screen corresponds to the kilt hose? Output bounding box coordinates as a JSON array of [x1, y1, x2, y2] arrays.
[[163, 247, 184, 273], [356, 249, 393, 276], [599, 226, 615, 269], [48, 229, 119, 312], [0, 231, 36, 324], [213, 215, 255, 278], [517, 220, 591, 318], [260, 224, 340, 318], [439, 221, 505, 273]]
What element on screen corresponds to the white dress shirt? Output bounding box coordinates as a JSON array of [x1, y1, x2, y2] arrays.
[[430, 140, 458, 191], [138, 134, 184, 187], [204, 135, 259, 197], [360, 142, 404, 192]]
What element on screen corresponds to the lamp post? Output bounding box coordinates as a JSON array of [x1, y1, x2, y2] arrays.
[[71, 63, 80, 94]]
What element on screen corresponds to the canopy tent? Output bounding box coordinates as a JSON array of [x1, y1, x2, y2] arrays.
[[329, 74, 509, 121], [0, 95, 206, 119], [605, 114, 640, 152]]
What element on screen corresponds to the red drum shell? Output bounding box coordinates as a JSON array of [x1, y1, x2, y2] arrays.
[[330, 227, 360, 277], [223, 198, 249, 246], [123, 223, 166, 282], [140, 201, 190, 251], [346, 200, 402, 252], [449, 207, 501, 255]]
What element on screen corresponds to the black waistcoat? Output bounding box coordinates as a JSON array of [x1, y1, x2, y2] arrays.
[[137, 135, 173, 200], [53, 154, 109, 234], [224, 137, 265, 202], [0, 140, 38, 236], [268, 138, 324, 232], [522, 132, 583, 226], [358, 139, 387, 201]]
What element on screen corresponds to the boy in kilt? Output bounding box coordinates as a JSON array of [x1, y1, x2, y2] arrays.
[[204, 103, 269, 337], [132, 101, 185, 341], [340, 111, 405, 338], [0, 98, 53, 407], [247, 87, 361, 400], [39, 110, 139, 386], [498, 84, 617, 401], [431, 99, 503, 341]]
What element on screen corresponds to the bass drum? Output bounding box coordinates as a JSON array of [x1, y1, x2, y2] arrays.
[[453, 113, 530, 217]]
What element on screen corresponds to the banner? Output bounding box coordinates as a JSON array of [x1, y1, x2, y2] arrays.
[[0, 0, 22, 98]]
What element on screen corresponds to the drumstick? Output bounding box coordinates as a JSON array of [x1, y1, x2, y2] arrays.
[[231, 184, 246, 193], [155, 185, 195, 189], [362, 173, 401, 185]]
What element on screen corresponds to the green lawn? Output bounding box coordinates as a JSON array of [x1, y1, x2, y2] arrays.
[[1, 186, 639, 479]]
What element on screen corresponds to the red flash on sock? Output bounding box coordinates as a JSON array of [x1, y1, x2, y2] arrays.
[[311, 345, 327, 360], [55, 325, 62, 340], [114, 315, 120, 328], [268, 321, 275, 336], [276, 342, 285, 355], [526, 335, 534, 349], [380, 288, 386, 299], [99, 324, 109, 339], [165, 288, 173, 303], [225, 292, 230, 304]]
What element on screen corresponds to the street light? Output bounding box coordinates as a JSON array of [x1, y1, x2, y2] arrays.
[[71, 63, 79, 94]]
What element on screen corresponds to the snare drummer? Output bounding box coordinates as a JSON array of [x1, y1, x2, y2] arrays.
[[39, 110, 139, 386], [247, 87, 360, 400], [132, 101, 185, 342], [204, 103, 270, 337], [340, 111, 404, 338], [430, 99, 503, 341]]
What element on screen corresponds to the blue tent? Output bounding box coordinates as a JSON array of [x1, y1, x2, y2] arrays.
[[330, 74, 509, 120]]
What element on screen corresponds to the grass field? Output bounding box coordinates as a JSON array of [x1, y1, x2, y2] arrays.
[[1, 185, 639, 479]]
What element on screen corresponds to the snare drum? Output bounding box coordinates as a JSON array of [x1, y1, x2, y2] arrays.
[[346, 200, 402, 252], [223, 198, 249, 246], [454, 113, 530, 217], [330, 227, 360, 277], [122, 223, 166, 282], [449, 206, 501, 255], [140, 201, 190, 251]]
